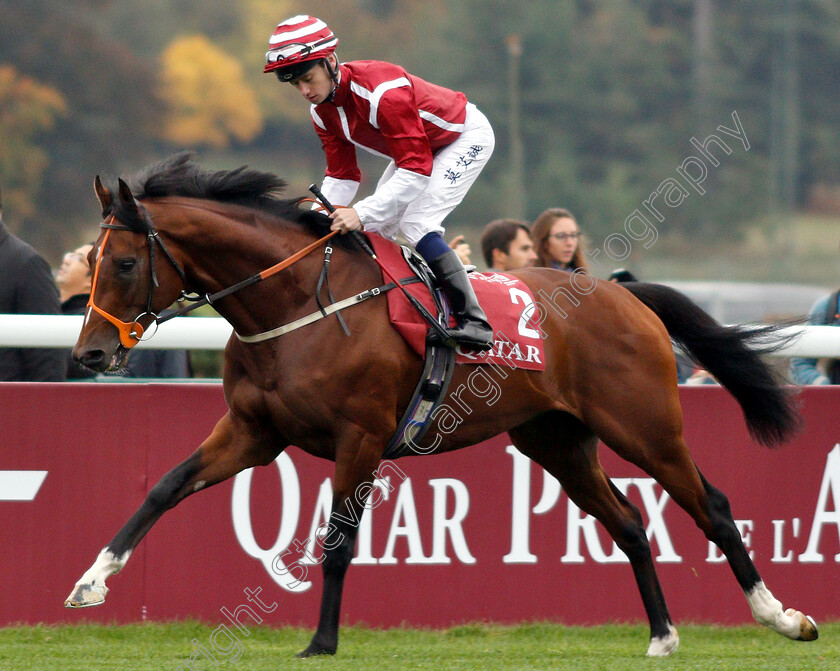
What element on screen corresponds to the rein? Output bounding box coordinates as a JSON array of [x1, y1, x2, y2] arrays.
[[156, 227, 340, 326]]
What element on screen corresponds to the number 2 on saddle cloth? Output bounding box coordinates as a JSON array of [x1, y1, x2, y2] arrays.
[[365, 233, 546, 459]]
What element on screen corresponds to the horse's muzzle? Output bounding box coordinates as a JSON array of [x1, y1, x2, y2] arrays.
[[74, 345, 129, 373]]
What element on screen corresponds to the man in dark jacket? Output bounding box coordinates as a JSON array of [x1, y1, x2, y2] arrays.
[[56, 242, 97, 379], [0, 186, 66, 381]]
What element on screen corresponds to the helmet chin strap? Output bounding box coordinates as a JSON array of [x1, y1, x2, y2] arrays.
[[324, 56, 340, 102]]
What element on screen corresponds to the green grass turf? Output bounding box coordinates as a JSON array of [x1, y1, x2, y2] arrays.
[[0, 621, 836, 671]]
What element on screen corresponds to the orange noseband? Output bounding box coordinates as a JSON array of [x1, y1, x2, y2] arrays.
[[86, 226, 146, 349]]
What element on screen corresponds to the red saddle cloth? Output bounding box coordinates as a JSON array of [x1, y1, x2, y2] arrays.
[[367, 234, 546, 371]]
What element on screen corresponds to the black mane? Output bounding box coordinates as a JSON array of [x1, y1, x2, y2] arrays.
[[108, 152, 352, 248]]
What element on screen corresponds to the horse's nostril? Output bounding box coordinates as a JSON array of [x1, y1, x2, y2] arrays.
[[77, 350, 106, 371]]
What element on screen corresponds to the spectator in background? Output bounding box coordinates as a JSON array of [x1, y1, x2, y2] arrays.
[[55, 240, 192, 380], [0, 185, 66, 381], [57, 243, 94, 313], [790, 284, 840, 385], [448, 235, 472, 266], [480, 219, 537, 272], [531, 208, 588, 272], [56, 242, 97, 379]]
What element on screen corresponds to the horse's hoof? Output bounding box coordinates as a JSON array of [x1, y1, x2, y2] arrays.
[[646, 624, 679, 657], [64, 582, 107, 608], [786, 609, 819, 641], [296, 642, 336, 658]]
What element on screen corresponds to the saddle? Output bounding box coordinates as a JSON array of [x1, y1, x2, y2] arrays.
[[371, 235, 546, 458]]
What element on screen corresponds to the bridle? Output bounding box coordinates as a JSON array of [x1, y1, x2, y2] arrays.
[[86, 198, 341, 349], [87, 206, 186, 349]]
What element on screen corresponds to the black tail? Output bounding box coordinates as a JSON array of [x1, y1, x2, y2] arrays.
[[623, 282, 802, 447]]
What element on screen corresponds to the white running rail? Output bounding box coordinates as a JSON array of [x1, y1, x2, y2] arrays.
[[0, 315, 839, 357]]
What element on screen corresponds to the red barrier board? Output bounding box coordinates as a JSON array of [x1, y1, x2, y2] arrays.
[[0, 383, 838, 628]]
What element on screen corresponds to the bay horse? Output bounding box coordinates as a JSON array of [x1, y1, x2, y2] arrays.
[[65, 154, 817, 657]]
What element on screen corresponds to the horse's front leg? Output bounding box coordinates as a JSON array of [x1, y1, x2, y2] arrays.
[[298, 436, 384, 658], [296, 501, 363, 657], [65, 412, 282, 608]]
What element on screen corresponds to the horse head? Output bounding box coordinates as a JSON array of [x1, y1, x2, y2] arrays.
[[73, 176, 185, 372]]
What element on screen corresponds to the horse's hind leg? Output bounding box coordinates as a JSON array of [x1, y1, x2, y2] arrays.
[[65, 412, 281, 608], [589, 394, 818, 643], [508, 411, 679, 657], [695, 469, 818, 641]]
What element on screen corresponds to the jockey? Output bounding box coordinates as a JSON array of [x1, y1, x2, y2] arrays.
[[264, 15, 495, 352]]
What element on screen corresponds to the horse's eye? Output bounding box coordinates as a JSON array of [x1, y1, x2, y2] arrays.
[[116, 258, 136, 273]]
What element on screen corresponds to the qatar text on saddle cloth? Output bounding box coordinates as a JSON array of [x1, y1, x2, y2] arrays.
[[367, 233, 545, 371]]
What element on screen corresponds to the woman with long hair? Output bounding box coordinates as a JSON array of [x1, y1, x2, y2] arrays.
[[531, 208, 588, 271]]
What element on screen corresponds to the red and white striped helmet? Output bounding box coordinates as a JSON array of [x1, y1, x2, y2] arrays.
[[264, 15, 338, 79]]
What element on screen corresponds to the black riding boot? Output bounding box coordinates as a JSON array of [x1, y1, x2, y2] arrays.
[[427, 249, 494, 352]]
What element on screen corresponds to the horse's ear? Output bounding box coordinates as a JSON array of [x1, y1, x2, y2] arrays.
[[116, 178, 142, 218], [94, 175, 112, 216], [117, 178, 135, 205]]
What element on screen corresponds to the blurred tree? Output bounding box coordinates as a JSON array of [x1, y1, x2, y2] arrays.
[[158, 35, 263, 149], [419, 1, 688, 241], [88, 0, 242, 57], [420, 0, 840, 246], [0, 1, 163, 260], [2, 0, 839, 263], [238, 0, 305, 123], [0, 65, 66, 223], [677, 0, 839, 224]]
